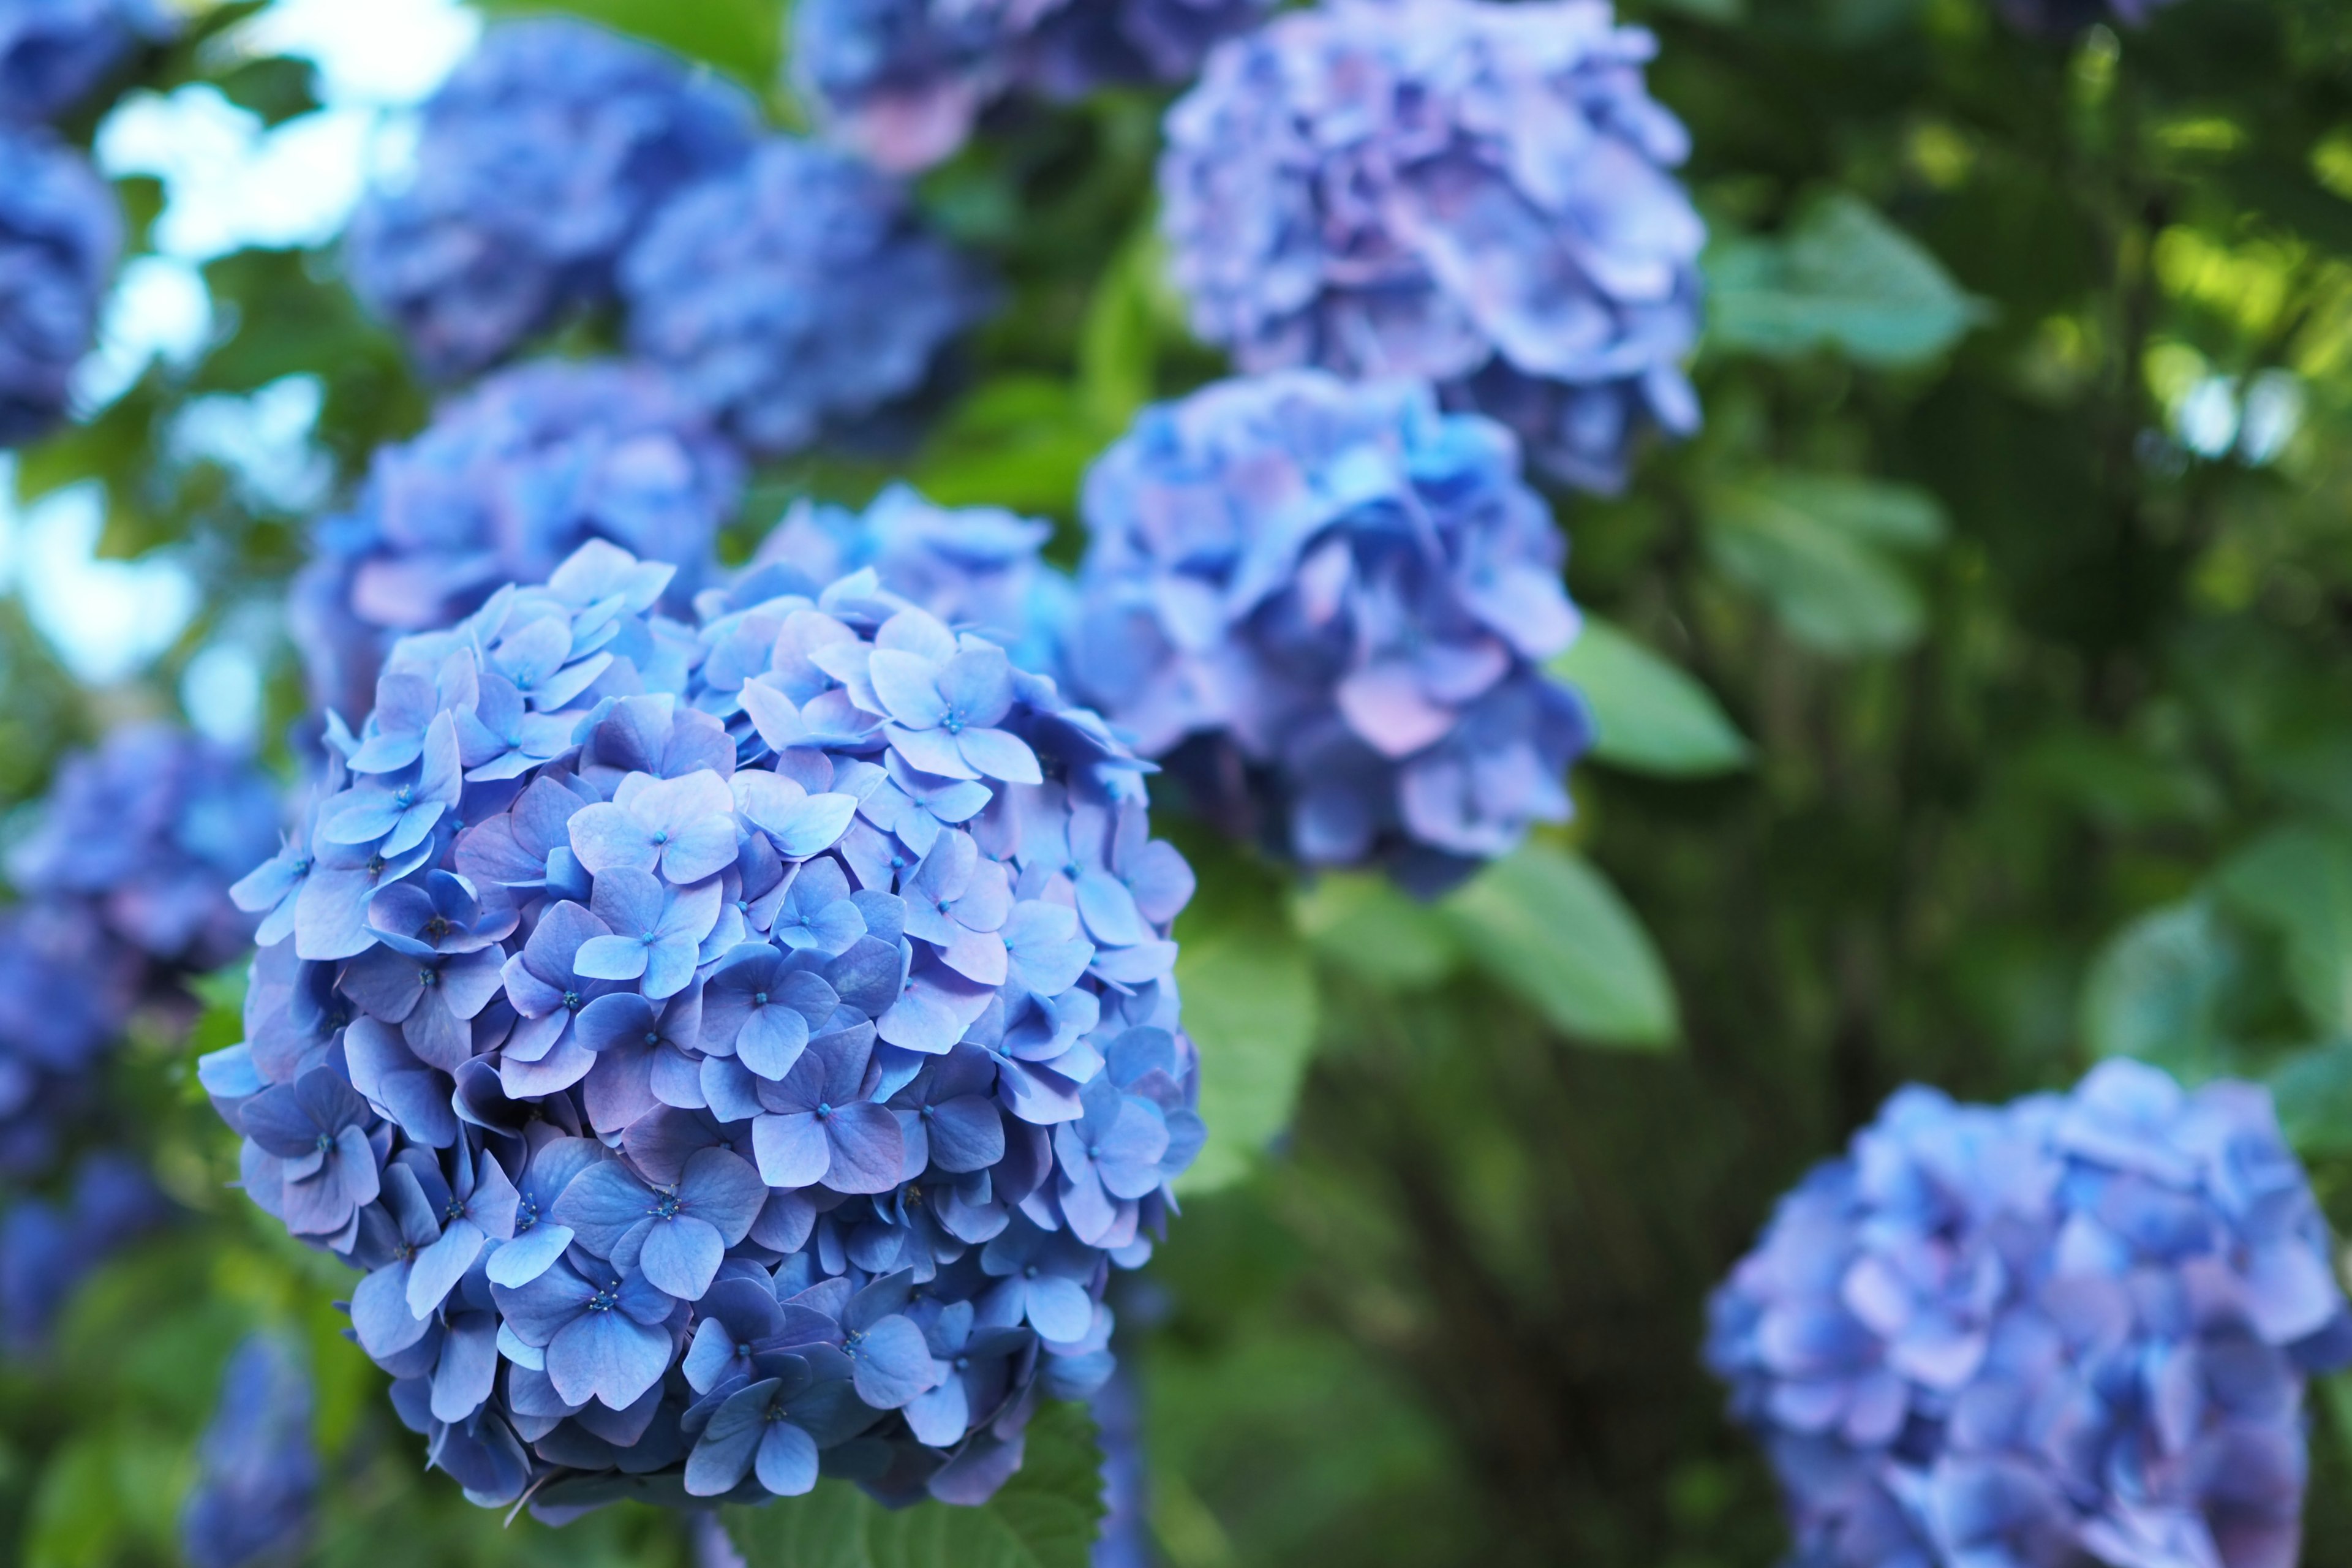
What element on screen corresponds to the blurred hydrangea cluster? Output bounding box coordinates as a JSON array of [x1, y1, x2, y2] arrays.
[[620, 139, 987, 458], [0, 0, 168, 126], [292, 359, 742, 726], [1997, 0, 2173, 36], [204, 538, 1202, 1513], [1071, 371, 1590, 895], [793, 0, 1272, 172], [345, 18, 758, 381], [0, 124, 118, 445], [1707, 1060, 2352, 1568], [180, 1333, 320, 1568], [0, 725, 280, 1339], [1159, 0, 1705, 493], [747, 484, 1072, 685]]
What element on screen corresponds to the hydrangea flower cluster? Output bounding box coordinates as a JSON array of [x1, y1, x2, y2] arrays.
[[180, 1334, 320, 1568], [345, 18, 758, 380], [292, 360, 742, 726], [1996, 0, 2171, 32], [793, 0, 1272, 173], [619, 139, 987, 458], [0, 0, 169, 126], [1158, 0, 1706, 493], [1706, 1060, 2352, 1568], [203, 538, 1203, 1515], [1071, 371, 1591, 895], [747, 484, 1072, 685], [0, 123, 118, 445]]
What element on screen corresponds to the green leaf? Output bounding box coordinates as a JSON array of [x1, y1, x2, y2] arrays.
[[1174, 857, 1321, 1194], [1705, 192, 1990, 367], [2078, 899, 2245, 1079], [1441, 843, 1678, 1048], [1290, 872, 1461, 991], [725, 1401, 1104, 1568], [1550, 618, 1749, 777], [1704, 474, 1947, 655], [2217, 824, 2352, 1034], [2266, 1043, 2352, 1156], [473, 0, 782, 87]]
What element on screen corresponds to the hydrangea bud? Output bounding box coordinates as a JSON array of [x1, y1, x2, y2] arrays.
[[204, 538, 1204, 1515], [1158, 0, 1705, 493], [793, 0, 1272, 173], [1707, 1061, 2352, 1568], [290, 360, 742, 725], [1071, 371, 1591, 895], [0, 124, 116, 446], [345, 18, 758, 380], [0, 0, 171, 126], [619, 139, 986, 458]]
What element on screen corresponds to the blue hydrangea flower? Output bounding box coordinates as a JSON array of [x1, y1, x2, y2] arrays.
[[345, 18, 758, 380], [0, 0, 170, 126], [0, 124, 116, 446], [1158, 0, 1705, 493], [618, 138, 986, 458], [290, 360, 742, 726], [1071, 371, 1590, 894], [206, 537, 1203, 1516], [737, 484, 1072, 682], [180, 1333, 320, 1568], [793, 0, 1272, 173], [0, 1151, 162, 1346], [1706, 1060, 2352, 1568]]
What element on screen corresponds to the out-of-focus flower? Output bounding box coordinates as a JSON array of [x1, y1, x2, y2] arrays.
[[1158, 0, 1705, 492], [180, 1333, 320, 1568], [1072, 371, 1589, 894], [0, 0, 170, 126], [0, 124, 117, 445], [1706, 1060, 2352, 1568], [0, 1151, 163, 1345], [291, 359, 741, 723], [619, 138, 986, 458], [793, 0, 1272, 173], [345, 17, 758, 380], [1997, 0, 2173, 36], [738, 484, 1072, 680], [206, 538, 1202, 1516]]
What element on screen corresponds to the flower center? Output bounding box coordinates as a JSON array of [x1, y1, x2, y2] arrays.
[[418, 967, 439, 988], [562, 990, 583, 1012], [652, 1193, 682, 1220], [650, 830, 669, 846], [314, 1132, 336, 1153], [586, 1289, 617, 1313], [643, 1030, 660, 1046], [752, 991, 769, 1007], [1023, 1265, 1039, 1280], [954, 1355, 970, 1371], [815, 1102, 833, 1121]]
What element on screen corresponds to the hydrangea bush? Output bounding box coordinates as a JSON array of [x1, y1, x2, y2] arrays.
[[619, 139, 986, 458], [1707, 1060, 2352, 1568], [1071, 371, 1591, 894], [345, 18, 757, 380], [0, 0, 168, 126], [292, 359, 742, 726], [203, 539, 1202, 1513], [792, 0, 1272, 173], [1158, 0, 1706, 493], [0, 123, 116, 446]]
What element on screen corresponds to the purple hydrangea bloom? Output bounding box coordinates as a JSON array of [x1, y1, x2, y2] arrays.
[[0, 124, 116, 447], [1158, 0, 1705, 493], [345, 18, 758, 380], [1706, 1060, 2352, 1568], [793, 0, 1272, 173], [180, 1333, 320, 1568], [206, 537, 1203, 1517], [619, 138, 986, 458], [0, 0, 170, 126], [738, 484, 1072, 683], [290, 360, 742, 725], [1071, 371, 1590, 895]]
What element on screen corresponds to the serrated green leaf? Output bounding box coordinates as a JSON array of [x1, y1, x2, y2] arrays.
[[725, 1401, 1104, 1568], [1705, 475, 1945, 655], [2217, 824, 2352, 1034], [1174, 871, 1320, 1194], [2078, 899, 2244, 1079], [1442, 843, 1678, 1048], [1706, 192, 1989, 367], [1550, 618, 1749, 777]]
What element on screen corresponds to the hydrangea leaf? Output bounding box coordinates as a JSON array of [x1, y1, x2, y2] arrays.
[[2217, 823, 2352, 1033], [1442, 843, 1677, 1049], [1290, 873, 1460, 992], [1548, 619, 1749, 778], [723, 1401, 1104, 1568], [2078, 899, 2247, 1080], [474, 0, 781, 88], [2266, 1044, 2352, 1157], [1172, 852, 1319, 1196], [1704, 474, 1946, 655], [1705, 192, 1990, 366]]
